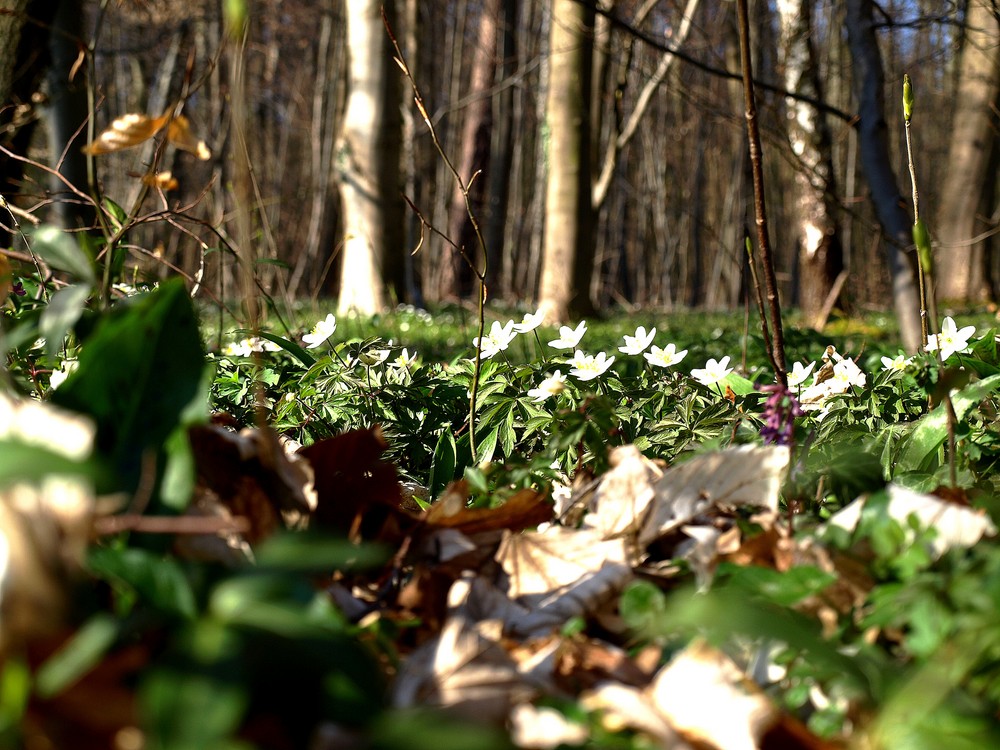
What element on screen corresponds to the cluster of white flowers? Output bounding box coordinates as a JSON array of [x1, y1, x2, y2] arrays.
[[223, 336, 281, 357], [792, 346, 866, 418]]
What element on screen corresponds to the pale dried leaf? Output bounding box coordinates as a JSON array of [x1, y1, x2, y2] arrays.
[[141, 170, 179, 191], [392, 614, 528, 722], [510, 703, 589, 749], [82, 112, 169, 155], [650, 640, 777, 750], [640, 446, 790, 546], [496, 526, 631, 636], [580, 683, 687, 747], [827, 483, 996, 557], [166, 114, 212, 160], [587, 445, 662, 540]]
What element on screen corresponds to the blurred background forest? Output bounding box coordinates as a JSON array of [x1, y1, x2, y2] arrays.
[[0, 0, 996, 340]]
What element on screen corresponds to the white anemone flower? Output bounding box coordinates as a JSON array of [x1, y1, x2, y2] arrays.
[[618, 326, 657, 355], [391, 348, 418, 370], [644, 343, 688, 368], [303, 314, 337, 349], [787, 361, 816, 388], [527, 370, 568, 401], [512, 309, 545, 334], [881, 354, 912, 372], [690, 356, 733, 387], [474, 320, 517, 359], [925, 316, 976, 360], [548, 321, 588, 350], [568, 350, 615, 381]]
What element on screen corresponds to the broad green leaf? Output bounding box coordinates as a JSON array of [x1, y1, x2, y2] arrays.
[[39, 283, 91, 357], [720, 371, 757, 396], [52, 278, 206, 495], [0, 658, 29, 735], [896, 373, 1000, 474], [0, 440, 96, 486], [475, 425, 499, 465], [88, 547, 197, 619], [28, 225, 95, 284], [34, 613, 118, 698], [254, 330, 315, 367]]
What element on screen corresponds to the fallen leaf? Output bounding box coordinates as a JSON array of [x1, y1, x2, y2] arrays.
[[82, 112, 170, 155], [166, 114, 212, 160]]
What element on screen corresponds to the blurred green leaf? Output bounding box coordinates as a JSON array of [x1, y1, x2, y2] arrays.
[[34, 613, 118, 698], [28, 225, 95, 284], [88, 547, 197, 619], [39, 283, 91, 357], [256, 532, 388, 573]]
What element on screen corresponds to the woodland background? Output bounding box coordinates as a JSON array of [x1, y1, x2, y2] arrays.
[[0, 0, 997, 347]]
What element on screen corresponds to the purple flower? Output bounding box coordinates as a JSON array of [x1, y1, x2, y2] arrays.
[[11, 280, 24, 296], [757, 383, 803, 446]]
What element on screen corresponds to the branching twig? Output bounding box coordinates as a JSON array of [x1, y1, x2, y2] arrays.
[[384, 11, 489, 459], [736, 0, 787, 386]]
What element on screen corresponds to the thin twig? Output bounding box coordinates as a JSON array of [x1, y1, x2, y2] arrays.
[[384, 10, 489, 459], [736, 0, 787, 386]]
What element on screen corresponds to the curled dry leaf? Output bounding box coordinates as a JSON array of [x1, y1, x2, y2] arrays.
[[82, 112, 170, 155], [640, 445, 790, 546], [587, 444, 662, 541], [496, 526, 631, 637], [166, 114, 212, 160]]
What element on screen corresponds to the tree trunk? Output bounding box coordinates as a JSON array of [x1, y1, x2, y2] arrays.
[[538, 0, 596, 324], [336, 0, 404, 315], [777, 0, 843, 326], [844, 0, 922, 352], [446, 0, 499, 300], [934, 0, 1000, 302]]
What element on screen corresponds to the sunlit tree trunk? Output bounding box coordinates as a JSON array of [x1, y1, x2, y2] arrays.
[[336, 0, 404, 315], [934, 0, 1000, 302], [538, 0, 596, 323], [777, 0, 843, 325], [844, 0, 921, 352]]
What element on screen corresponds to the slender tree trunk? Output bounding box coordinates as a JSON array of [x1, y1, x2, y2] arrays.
[[538, 0, 596, 323], [844, 0, 922, 352], [934, 0, 1000, 302], [777, 0, 843, 326], [446, 0, 499, 299], [336, 0, 404, 315]]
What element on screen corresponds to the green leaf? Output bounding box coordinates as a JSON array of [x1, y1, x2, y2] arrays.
[[39, 283, 91, 356], [52, 278, 206, 495], [896, 373, 1000, 473], [475, 425, 500, 465], [88, 547, 197, 619], [255, 532, 388, 573], [429, 430, 457, 499], [34, 613, 119, 698], [0, 440, 96, 486], [249, 330, 315, 367], [28, 225, 95, 284]]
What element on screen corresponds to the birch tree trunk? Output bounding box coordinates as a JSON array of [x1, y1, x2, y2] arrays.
[[934, 0, 1000, 302], [844, 0, 922, 352], [777, 0, 843, 325], [336, 0, 404, 315], [538, 0, 596, 323]]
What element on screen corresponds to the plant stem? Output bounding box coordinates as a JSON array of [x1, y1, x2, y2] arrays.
[[736, 0, 787, 387]]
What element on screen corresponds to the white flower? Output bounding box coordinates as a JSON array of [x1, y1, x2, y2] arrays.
[[360, 343, 392, 365], [568, 350, 615, 381], [881, 354, 912, 372], [787, 361, 816, 388], [223, 340, 253, 357], [548, 321, 588, 350], [527, 370, 567, 401], [690, 356, 733, 386], [925, 316, 976, 360], [49, 360, 79, 390], [303, 314, 337, 348], [831, 358, 866, 390], [644, 343, 687, 368], [474, 320, 517, 359], [618, 325, 656, 355], [513, 309, 545, 334], [391, 348, 418, 370]]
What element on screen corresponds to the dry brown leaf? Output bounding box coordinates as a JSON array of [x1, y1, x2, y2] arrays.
[[496, 526, 631, 636], [166, 114, 212, 160], [392, 614, 529, 723], [82, 112, 170, 155], [587, 445, 661, 541], [640, 445, 790, 546], [425, 487, 553, 535], [140, 170, 179, 191], [509, 703, 589, 749]]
